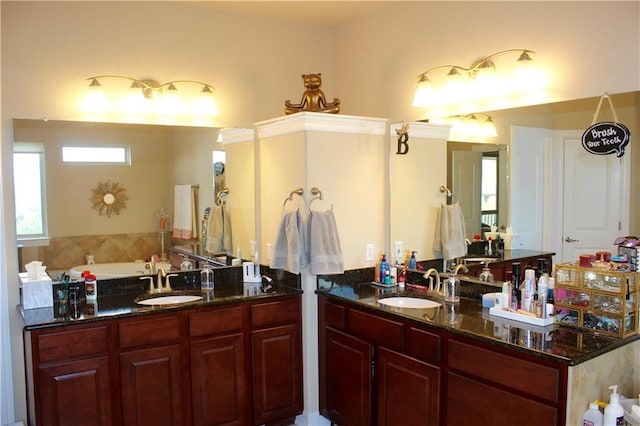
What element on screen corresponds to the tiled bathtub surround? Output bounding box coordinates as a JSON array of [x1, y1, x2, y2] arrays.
[[21, 232, 173, 272]]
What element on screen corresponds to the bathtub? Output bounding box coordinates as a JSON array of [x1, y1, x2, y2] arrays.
[[69, 261, 172, 280]]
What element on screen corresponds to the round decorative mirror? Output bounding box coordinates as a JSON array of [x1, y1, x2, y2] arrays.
[[90, 180, 128, 217]]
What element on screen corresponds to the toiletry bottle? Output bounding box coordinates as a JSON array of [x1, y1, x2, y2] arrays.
[[398, 266, 407, 288], [603, 385, 624, 426], [502, 281, 512, 309], [200, 262, 214, 291], [409, 251, 417, 269], [583, 401, 603, 426], [537, 270, 548, 318], [379, 253, 389, 284], [522, 269, 535, 312], [511, 263, 522, 310], [85, 274, 97, 301], [533, 293, 542, 318], [547, 277, 555, 306]]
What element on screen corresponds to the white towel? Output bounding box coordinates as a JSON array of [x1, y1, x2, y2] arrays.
[[173, 185, 197, 239], [433, 203, 468, 260], [270, 210, 308, 274], [206, 204, 232, 254], [308, 210, 344, 275]]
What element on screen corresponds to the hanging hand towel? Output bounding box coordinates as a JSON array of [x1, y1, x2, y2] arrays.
[[173, 185, 197, 239], [270, 210, 308, 274], [308, 210, 344, 275], [206, 204, 233, 254], [433, 203, 467, 260]]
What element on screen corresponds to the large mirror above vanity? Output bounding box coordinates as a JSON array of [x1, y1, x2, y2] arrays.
[[390, 91, 639, 264], [13, 119, 256, 272]]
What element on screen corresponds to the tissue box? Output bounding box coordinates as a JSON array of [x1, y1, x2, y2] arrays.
[[19, 272, 53, 310]]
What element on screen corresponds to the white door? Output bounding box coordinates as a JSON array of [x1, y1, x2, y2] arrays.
[[510, 126, 552, 251], [561, 135, 627, 262], [451, 150, 482, 239]]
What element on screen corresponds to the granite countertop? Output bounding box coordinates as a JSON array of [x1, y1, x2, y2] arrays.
[[316, 280, 639, 366], [21, 268, 302, 331]]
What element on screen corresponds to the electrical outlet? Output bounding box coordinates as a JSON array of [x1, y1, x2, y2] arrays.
[[365, 243, 375, 262], [394, 241, 403, 258]]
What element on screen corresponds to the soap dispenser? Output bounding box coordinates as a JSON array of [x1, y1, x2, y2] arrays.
[[603, 385, 624, 426]]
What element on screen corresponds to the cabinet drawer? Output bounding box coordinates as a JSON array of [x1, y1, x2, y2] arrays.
[[119, 314, 182, 349], [189, 306, 243, 337], [37, 325, 109, 363], [323, 301, 346, 330], [251, 297, 300, 328], [448, 339, 560, 402], [405, 326, 441, 364], [348, 309, 403, 350]]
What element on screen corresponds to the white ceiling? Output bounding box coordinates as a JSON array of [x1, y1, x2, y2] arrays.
[[188, 1, 401, 27]]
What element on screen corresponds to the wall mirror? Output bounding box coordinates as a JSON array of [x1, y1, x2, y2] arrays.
[[13, 118, 256, 267], [390, 90, 639, 264]]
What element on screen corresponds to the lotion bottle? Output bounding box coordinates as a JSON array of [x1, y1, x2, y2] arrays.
[[603, 385, 624, 426]]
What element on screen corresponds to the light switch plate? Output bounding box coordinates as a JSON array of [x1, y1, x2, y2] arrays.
[[365, 243, 375, 262]]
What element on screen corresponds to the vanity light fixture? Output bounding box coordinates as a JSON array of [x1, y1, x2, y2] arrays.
[[83, 75, 219, 117], [431, 113, 498, 141], [412, 49, 544, 113]]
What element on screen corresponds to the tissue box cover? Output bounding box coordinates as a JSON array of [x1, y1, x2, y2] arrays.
[[19, 272, 53, 310]]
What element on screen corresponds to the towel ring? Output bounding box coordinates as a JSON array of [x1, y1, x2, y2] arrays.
[[282, 187, 304, 210], [216, 188, 229, 206], [308, 186, 333, 212]]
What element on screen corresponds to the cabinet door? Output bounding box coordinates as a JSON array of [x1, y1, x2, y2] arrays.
[[37, 356, 112, 426], [120, 344, 184, 426], [191, 333, 247, 425], [447, 372, 558, 425], [251, 324, 302, 425], [376, 347, 440, 426], [322, 327, 372, 426]]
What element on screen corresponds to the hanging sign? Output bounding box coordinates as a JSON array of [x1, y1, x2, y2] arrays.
[[581, 122, 630, 157], [582, 94, 631, 157]]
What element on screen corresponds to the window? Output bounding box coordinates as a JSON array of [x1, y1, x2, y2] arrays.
[[481, 153, 498, 227], [62, 146, 129, 164], [14, 143, 48, 242]]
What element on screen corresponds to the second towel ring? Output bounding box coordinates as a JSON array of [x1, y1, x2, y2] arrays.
[[308, 186, 333, 211]]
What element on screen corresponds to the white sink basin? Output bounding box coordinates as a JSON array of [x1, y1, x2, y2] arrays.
[[136, 295, 203, 306], [377, 297, 441, 309]]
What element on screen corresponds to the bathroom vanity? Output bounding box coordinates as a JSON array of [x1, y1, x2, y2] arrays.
[[21, 272, 303, 426], [317, 276, 640, 425]]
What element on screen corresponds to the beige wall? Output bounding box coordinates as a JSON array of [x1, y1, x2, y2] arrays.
[[2, 1, 640, 423]]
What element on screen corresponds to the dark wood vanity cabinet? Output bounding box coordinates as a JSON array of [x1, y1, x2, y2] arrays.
[[250, 297, 303, 425], [24, 295, 302, 426], [28, 324, 114, 426], [318, 295, 566, 426], [318, 297, 441, 426], [119, 313, 186, 426]]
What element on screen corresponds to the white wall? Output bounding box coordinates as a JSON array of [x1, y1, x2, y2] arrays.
[[1, 2, 639, 423]]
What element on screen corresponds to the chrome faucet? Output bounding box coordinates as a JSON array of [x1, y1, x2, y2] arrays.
[[423, 268, 441, 294]]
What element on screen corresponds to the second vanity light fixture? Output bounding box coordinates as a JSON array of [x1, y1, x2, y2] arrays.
[[83, 75, 219, 118], [412, 49, 545, 114]]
